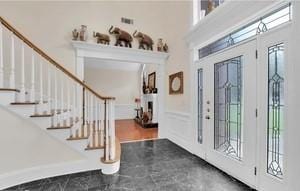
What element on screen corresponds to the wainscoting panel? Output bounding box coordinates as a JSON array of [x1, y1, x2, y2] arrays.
[[115, 104, 135, 120], [165, 111, 194, 154]]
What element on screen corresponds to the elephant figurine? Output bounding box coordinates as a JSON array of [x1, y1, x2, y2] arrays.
[[108, 26, 132, 48], [93, 32, 110, 45], [133, 30, 154, 50]]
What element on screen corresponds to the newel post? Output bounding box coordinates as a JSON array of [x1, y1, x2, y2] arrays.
[[108, 99, 116, 160]]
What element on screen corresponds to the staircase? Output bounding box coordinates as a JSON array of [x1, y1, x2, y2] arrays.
[[0, 17, 120, 188]]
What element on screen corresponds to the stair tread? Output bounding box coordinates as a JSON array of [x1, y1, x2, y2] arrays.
[[85, 145, 104, 151], [67, 136, 89, 140], [0, 88, 20, 92], [47, 125, 72, 130], [30, 113, 54, 117], [11, 102, 38, 105]]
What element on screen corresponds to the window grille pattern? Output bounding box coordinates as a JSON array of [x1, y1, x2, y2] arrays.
[[267, 43, 284, 179], [198, 3, 291, 59], [198, 69, 203, 144], [214, 56, 243, 160]]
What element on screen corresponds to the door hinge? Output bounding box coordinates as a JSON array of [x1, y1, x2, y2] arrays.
[[255, 50, 258, 59], [254, 167, 257, 176], [255, 109, 258, 117]]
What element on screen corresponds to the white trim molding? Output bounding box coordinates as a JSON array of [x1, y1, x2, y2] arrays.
[[165, 111, 194, 154]]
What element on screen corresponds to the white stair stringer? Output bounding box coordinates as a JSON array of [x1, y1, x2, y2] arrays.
[[0, 92, 120, 189]]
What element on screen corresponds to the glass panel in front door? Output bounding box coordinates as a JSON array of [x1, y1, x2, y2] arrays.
[[214, 56, 243, 160]]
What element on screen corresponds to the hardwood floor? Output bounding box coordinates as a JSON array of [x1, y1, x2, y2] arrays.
[[115, 119, 158, 143]]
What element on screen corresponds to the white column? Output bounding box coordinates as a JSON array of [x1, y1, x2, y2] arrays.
[[9, 33, 15, 89], [29, 50, 35, 102], [47, 64, 51, 113], [108, 100, 116, 160], [0, 23, 3, 88]]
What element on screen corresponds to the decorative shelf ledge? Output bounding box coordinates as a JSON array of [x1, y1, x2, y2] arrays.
[[72, 41, 169, 65]]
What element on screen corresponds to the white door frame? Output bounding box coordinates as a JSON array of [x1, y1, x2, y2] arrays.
[[71, 41, 169, 138]]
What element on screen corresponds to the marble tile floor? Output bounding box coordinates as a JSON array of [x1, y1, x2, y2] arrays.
[[5, 139, 254, 191]]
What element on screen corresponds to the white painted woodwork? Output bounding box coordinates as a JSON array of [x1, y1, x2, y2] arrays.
[[108, 100, 116, 160], [100, 101, 104, 147], [60, 73, 64, 126], [83, 90, 88, 137], [105, 100, 109, 161], [9, 33, 15, 89], [66, 78, 71, 126], [29, 50, 35, 102], [18, 42, 26, 102], [0, 22, 3, 88], [47, 64, 51, 113], [142, 94, 158, 123], [53, 70, 58, 126], [39, 58, 43, 104]]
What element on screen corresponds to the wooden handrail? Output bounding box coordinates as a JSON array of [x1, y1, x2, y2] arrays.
[[0, 16, 115, 100]]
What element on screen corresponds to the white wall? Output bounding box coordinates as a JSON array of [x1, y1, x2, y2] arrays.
[[0, 1, 192, 114], [84, 67, 139, 119]]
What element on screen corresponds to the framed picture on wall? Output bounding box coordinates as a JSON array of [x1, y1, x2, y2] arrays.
[[169, 71, 183, 94], [148, 72, 156, 90]]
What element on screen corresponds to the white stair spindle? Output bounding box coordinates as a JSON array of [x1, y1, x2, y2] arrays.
[[109, 100, 116, 160], [19, 42, 26, 102], [66, 78, 71, 126], [95, 100, 99, 147], [90, 93, 94, 136], [47, 64, 51, 113], [0, 22, 3, 88], [39, 59, 44, 103], [83, 90, 88, 137], [60, 73, 64, 126], [9, 33, 15, 89], [100, 101, 104, 147], [70, 82, 77, 137], [52, 70, 58, 126], [105, 100, 109, 161], [29, 50, 35, 102]]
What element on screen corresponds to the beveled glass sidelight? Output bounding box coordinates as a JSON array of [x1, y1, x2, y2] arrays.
[[214, 56, 243, 160], [267, 43, 284, 179], [198, 69, 203, 144]]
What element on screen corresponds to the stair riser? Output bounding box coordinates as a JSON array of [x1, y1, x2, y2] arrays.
[[0, 92, 16, 106]]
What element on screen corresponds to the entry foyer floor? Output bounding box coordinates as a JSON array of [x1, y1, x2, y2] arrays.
[[6, 139, 252, 191]]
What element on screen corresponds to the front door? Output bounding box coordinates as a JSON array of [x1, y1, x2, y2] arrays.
[[196, 39, 257, 187]]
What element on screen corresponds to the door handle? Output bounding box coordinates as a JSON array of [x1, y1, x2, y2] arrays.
[[205, 115, 210, 120]]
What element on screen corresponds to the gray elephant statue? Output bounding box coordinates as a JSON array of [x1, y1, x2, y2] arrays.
[[133, 30, 154, 50], [93, 32, 110, 45], [108, 26, 132, 48]]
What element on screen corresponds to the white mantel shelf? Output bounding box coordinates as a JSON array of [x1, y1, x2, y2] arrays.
[[72, 41, 169, 65]]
